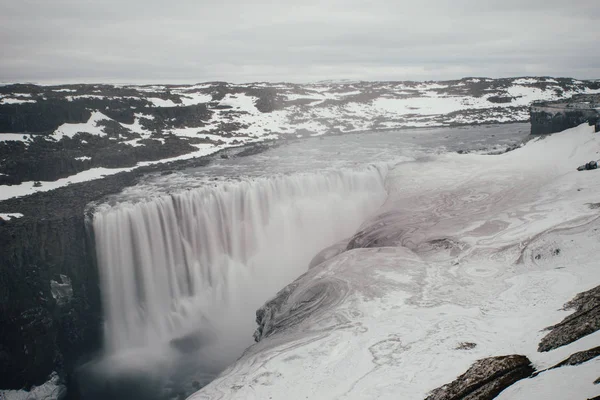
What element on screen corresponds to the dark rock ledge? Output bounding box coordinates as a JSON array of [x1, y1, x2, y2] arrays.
[[425, 355, 534, 400], [538, 284, 600, 352]]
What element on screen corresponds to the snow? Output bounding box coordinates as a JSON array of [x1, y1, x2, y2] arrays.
[[0, 372, 65, 400], [136, 144, 228, 167], [120, 114, 155, 146], [1, 78, 598, 201], [147, 97, 179, 107], [53, 111, 110, 139], [0, 166, 134, 201], [177, 92, 213, 106], [219, 93, 258, 113], [75, 156, 91, 161], [0, 213, 23, 220], [513, 78, 540, 85], [496, 359, 600, 399], [66, 94, 106, 101], [134, 112, 154, 120], [0, 133, 33, 142], [168, 127, 248, 144], [0, 98, 36, 104], [191, 124, 600, 399]]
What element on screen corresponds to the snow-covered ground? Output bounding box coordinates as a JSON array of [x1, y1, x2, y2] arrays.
[[0, 167, 135, 201], [1, 77, 598, 201], [190, 124, 600, 399]]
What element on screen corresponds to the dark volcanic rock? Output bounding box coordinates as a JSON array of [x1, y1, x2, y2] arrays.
[[530, 94, 600, 135], [538, 285, 600, 352], [487, 96, 514, 104], [425, 355, 534, 400], [550, 346, 600, 369]]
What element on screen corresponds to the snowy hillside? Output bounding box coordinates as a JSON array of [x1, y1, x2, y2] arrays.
[[0, 77, 599, 199]]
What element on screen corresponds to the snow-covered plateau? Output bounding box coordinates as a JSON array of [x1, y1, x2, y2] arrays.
[[189, 123, 600, 399], [1, 77, 599, 200]]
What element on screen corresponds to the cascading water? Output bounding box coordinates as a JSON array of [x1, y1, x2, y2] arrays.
[[88, 165, 388, 396]]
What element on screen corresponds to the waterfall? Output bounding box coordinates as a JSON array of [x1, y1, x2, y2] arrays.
[[93, 165, 388, 364]]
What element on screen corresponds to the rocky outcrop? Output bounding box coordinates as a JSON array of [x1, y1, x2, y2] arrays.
[[549, 346, 600, 370], [425, 355, 534, 400], [538, 284, 600, 352], [530, 94, 600, 135]]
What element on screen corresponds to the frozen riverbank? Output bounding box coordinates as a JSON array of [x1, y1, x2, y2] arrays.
[[192, 123, 600, 399]]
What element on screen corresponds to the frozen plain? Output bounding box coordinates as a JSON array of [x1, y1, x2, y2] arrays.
[[190, 123, 600, 399]]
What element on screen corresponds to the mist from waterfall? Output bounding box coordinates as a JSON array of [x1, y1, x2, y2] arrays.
[[90, 165, 388, 391]]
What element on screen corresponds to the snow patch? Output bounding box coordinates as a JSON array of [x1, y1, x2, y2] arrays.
[[147, 97, 178, 107], [177, 92, 213, 106], [0, 213, 23, 220], [0, 98, 36, 104], [0, 133, 34, 142], [53, 111, 110, 140]]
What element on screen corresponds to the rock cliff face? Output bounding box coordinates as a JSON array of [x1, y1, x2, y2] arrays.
[[0, 142, 274, 393], [530, 94, 600, 135], [0, 168, 145, 390], [0, 212, 100, 390]]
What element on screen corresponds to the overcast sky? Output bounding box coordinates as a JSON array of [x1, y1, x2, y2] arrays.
[[1, 0, 599, 84]]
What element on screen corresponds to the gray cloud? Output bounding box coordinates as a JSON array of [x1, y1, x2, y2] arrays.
[[1, 0, 599, 83]]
